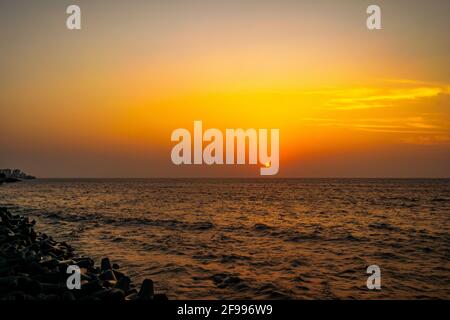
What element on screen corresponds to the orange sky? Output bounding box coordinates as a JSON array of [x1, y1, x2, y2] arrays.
[[1, 0, 449, 177]]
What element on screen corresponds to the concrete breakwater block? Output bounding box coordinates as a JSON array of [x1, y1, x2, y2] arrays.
[[0, 207, 168, 301]]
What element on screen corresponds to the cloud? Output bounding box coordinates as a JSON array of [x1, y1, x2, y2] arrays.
[[297, 80, 450, 144], [317, 82, 449, 110], [401, 135, 450, 145], [299, 115, 449, 144]]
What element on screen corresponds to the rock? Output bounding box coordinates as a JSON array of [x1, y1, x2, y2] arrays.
[[79, 279, 103, 296], [92, 288, 125, 301], [113, 269, 125, 281], [80, 273, 93, 282], [74, 258, 93, 269], [62, 291, 75, 300], [125, 290, 138, 300], [40, 283, 64, 294], [115, 276, 131, 292], [103, 280, 117, 288], [0, 276, 18, 292], [154, 293, 169, 300], [57, 259, 74, 267], [138, 279, 154, 300], [39, 258, 58, 269], [0, 208, 168, 301], [101, 258, 111, 271], [17, 277, 42, 295], [5, 228, 15, 237], [32, 273, 62, 284], [99, 270, 116, 281]]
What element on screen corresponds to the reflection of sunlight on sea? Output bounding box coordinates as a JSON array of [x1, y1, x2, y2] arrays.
[[0, 178, 449, 299]]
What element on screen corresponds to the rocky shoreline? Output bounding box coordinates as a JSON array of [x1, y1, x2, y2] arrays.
[[0, 169, 35, 184], [0, 207, 168, 301]]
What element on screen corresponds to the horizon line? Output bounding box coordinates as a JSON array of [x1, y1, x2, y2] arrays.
[[30, 177, 450, 180]]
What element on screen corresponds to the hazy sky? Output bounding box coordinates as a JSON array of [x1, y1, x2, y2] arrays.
[[1, 0, 449, 177]]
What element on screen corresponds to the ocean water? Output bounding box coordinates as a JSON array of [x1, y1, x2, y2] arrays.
[[0, 178, 449, 299]]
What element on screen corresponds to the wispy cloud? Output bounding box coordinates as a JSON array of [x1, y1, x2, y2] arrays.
[[299, 115, 450, 144], [297, 80, 449, 144], [401, 135, 450, 144], [310, 81, 450, 110]]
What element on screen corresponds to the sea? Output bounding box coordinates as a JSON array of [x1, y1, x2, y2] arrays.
[[0, 178, 449, 299]]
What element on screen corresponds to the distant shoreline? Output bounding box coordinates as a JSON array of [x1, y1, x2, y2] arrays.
[[0, 169, 35, 185]]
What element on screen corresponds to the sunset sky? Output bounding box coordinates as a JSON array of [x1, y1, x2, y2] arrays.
[[1, 0, 449, 177]]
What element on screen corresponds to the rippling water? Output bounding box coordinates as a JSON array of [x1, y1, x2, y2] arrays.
[[0, 179, 449, 299]]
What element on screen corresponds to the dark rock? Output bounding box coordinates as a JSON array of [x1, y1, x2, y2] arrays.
[[0, 208, 168, 301], [115, 276, 131, 292], [138, 279, 154, 300], [62, 291, 76, 300], [79, 279, 103, 296], [101, 258, 111, 271], [39, 258, 58, 269], [92, 288, 125, 301], [154, 293, 169, 300], [32, 273, 62, 284], [125, 291, 138, 300], [27, 262, 47, 274], [17, 277, 42, 295], [41, 283, 64, 294], [0, 276, 18, 292], [74, 258, 93, 269], [103, 280, 117, 288], [113, 269, 125, 281], [99, 270, 116, 281]]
